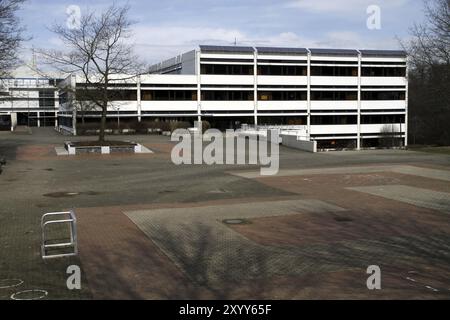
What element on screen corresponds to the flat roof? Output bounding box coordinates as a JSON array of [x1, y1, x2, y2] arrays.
[[360, 49, 407, 57], [199, 45, 254, 53], [256, 47, 308, 55], [309, 48, 359, 56], [198, 45, 407, 57]]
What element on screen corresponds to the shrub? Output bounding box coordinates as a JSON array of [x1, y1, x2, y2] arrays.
[[202, 120, 211, 132], [170, 121, 190, 132]]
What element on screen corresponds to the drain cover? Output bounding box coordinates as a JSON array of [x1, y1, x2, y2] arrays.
[[223, 219, 248, 225], [11, 289, 48, 300], [43, 192, 79, 198]]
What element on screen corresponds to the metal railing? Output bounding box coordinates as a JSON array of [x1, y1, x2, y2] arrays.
[[41, 211, 78, 259]]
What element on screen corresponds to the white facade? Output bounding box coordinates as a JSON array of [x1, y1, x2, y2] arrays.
[[0, 77, 60, 131], [60, 45, 408, 149]]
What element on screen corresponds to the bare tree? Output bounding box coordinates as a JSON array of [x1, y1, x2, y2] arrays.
[[401, 0, 450, 145], [379, 124, 402, 148], [405, 0, 450, 69], [38, 3, 144, 142], [0, 0, 26, 78]]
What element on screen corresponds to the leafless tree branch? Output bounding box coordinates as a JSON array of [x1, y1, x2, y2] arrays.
[[36, 3, 145, 141]]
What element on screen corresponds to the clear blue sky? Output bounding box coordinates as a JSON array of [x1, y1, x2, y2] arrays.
[[18, 0, 426, 64]]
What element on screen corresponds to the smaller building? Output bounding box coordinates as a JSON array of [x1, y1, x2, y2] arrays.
[[0, 77, 61, 131]]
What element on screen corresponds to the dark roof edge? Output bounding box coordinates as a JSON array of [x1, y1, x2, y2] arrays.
[[198, 45, 407, 57], [359, 49, 407, 57], [256, 47, 308, 54]]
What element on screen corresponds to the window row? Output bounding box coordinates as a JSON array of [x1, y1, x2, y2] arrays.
[[361, 115, 405, 124], [200, 65, 406, 77], [361, 67, 406, 77], [258, 91, 307, 101], [311, 91, 406, 101], [311, 91, 358, 101], [74, 89, 406, 102], [311, 115, 406, 125], [361, 91, 406, 100], [141, 90, 197, 101], [201, 91, 254, 101], [257, 65, 307, 76], [200, 64, 254, 75], [311, 66, 358, 77], [311, 115, 357, 125], [76, 90, 138, 101]]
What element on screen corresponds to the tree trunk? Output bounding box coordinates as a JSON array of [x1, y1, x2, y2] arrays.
[[99, 100, 108, 142]]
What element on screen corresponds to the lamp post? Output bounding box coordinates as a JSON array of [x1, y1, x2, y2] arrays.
[[117, 107, 120, 130]]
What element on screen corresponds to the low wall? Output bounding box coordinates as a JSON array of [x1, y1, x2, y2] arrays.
[[65, 142, 140, 155], [281, 134, 317, 153], [58, 125, 76, 136]]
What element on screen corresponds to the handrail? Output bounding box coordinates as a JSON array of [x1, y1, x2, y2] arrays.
[[41, 211, 78, 259]]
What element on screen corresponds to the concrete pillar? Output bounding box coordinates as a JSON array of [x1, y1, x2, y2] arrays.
[[357, 51, 362, 150], [196, 49, 202, 123], [72, 109, 77, 136], [404, 61, 409, 147], [54, 90, 59, 129], [253, 48, 258, 126], [306, 50, 311, 141], [137, 75, 142, 122], [10, 112, 17, 131]]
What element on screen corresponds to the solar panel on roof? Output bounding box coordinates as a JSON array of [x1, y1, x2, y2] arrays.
[[309, 48, 359, 55], [256, 47, 308, 54], [360, 49, 407, 57], [199, 45, 254, 53], [198, 45, 406, 57]]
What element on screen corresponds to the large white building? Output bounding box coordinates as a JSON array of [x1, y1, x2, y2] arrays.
[[59, 45, 408, 149]]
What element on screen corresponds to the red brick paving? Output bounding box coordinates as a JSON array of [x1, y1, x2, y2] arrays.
[[73, 171, 450, 299]]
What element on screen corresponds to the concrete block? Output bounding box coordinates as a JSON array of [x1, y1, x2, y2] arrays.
[[281, 134, 317, 153], [134, 144, 142, 153]]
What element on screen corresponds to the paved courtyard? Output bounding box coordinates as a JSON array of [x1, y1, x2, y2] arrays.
[[0, 128, 449, 299]]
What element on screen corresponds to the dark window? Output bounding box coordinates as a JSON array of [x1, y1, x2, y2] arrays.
[[200, 64, 254, 75], [311, 115, 357, 125], [258, 91, 307, 101], [311, 66, 358, 77], [0, 115, 11, 130], [76, 89, 137, 101], [59, 92, 68, 105], [311, 91, 358, 101], [141, 90, 197, 101], [109, 90, 137, 101], [257, 65, 307, 76], [316, 139, 357, 149], [361, 91, 406, 100], [362, 67, 406, 77], [361, 115, 405, 124], [39, 89, 55, 108], [201, 91, 254, 101]]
